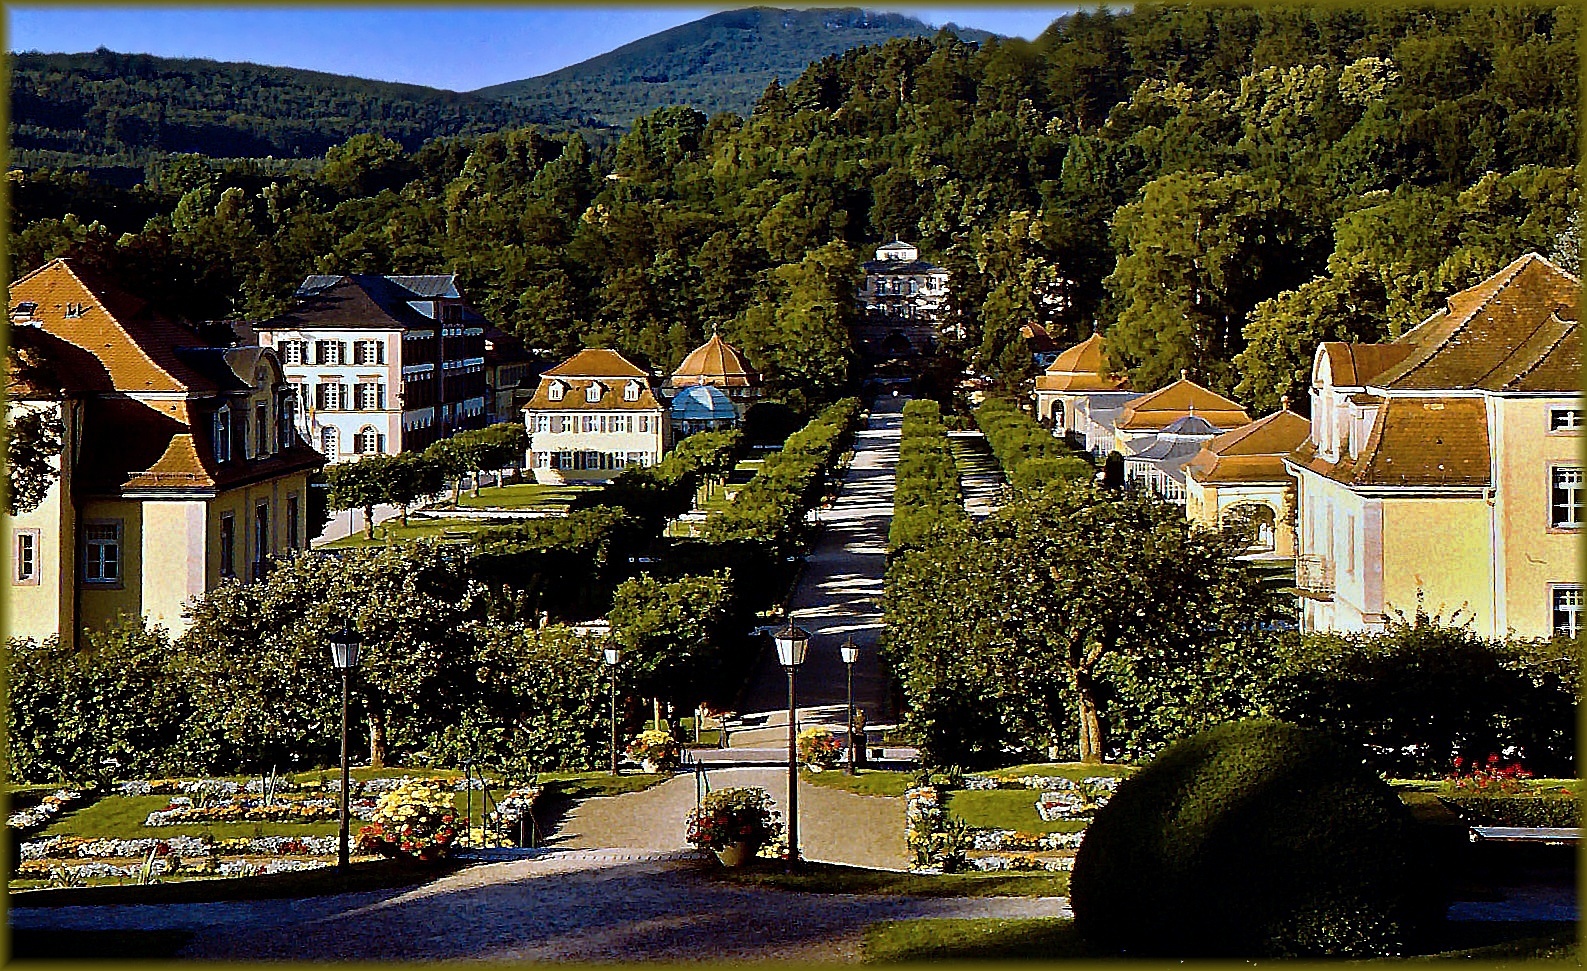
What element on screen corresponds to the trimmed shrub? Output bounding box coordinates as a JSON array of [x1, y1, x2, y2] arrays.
[[1070, 719, 1427, 959], [888, 399, 969, 552], [973, 396, 1091, 489]]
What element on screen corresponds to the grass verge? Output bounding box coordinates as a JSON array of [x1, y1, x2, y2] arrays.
[[863, 917, 1101, 962], [945, 789, 1088, 835], [805, 769, 913, 798], [9, 855, 472, 907], [705, 860, 1067, 898], [453, 483, 593, 509], [323, 517, 495, 548]]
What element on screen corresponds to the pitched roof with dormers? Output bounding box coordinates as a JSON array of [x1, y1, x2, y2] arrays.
[[1315, 342, 1416, 387], [1186, 410, 1309, 486], [1114, 375, 1251, 432], [9, 259, 217, 393], [1290, 398, 1491, 488], [671, 334, 760, 388], [1371, 253, 1579, 393], [1036, 333, 1131, 393], [526, 349, 662, 412]]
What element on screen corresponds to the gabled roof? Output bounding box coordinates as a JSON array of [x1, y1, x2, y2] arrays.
[[1289, 398, 1490, 488], [1035, 334, 1130, 393], [1115, 376, 1251, 432], [7, 324, 115, 398], [671, 334, 760, 388], [1316, 342, 1416, 387], [544, 348, 650, 380], [9, 259, 216, 393], [1371, 253, 1579, 393], [1186, 410, 1308, 486]]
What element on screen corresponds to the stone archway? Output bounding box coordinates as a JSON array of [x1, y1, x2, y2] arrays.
[[1223, 502, 1278, 552], [880, 331, 914, 359]]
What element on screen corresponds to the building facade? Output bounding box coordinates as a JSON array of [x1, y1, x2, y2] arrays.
[[254, 275, 488, 462], [1111, 374, 1252, 456], [7, 260, 324, 644], [1184, 409, 1309, 557], [523, 349, 669, 484], [1286, 253, 1581, 640], [1033, 333, 1133, 444], [854, 240, 952, 360]]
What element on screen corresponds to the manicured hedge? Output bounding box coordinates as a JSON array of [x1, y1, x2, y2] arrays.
[[1070, 720, 1430, 959], [888, 399, 969, 552], [704, 398, 861, 546], [973, 397, 1092, 490]]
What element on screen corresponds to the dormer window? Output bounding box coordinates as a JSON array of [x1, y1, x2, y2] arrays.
[[548, 381, 565, 401], [585, 382, 603, 403], [64, 302, 88, 318], [213, 409, 232, 463], [624, 381, 641, 402]]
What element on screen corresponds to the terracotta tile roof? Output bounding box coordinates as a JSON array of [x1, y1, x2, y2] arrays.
[[543, 348, 650, 380], [1019, 323, 1060, 354], [1290, 398, 1491, 488], [7, 324, 115, 397], [1371, 253, 1579, 393], [1035, 333, 1130, 393], [1115, 376, 1251, 432], [671, 334, 760, 388], [10, 259, 216, 393], [1316, 342, 1415, 386], [1186, 410, 1308, 485]]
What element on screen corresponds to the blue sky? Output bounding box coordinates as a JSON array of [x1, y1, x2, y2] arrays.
[[6, 6, 1081, 92]]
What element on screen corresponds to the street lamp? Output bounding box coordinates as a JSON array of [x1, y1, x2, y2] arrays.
[[603, 646, 622, 775], [772, 621, 811, 870], [328, 624, 362, 872], [839, 636, 860, 775]]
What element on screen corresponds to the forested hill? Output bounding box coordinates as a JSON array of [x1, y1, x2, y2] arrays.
[[474, 7, 995, 126], [9, 49, 561, 179]]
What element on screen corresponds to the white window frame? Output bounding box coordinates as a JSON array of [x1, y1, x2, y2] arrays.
[[321, 426, 339, 460], [624, 381, 641, 402], [14, 528, 40, 585], [1549, 406, 1582, 433], [213, 408, 232, 463], [1549, 465, 1582, 529], [586, 383, 603, 403], [1551, 584, 1582, 639]]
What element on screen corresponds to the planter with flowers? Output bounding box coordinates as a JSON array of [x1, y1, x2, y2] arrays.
[[685, 786, 784, 867], [626, 730, 680, 773], [797, 725, 842, 771], [355, 779, 459, 862]]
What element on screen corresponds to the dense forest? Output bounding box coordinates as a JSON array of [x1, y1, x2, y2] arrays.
[[12, 4, 1579, 416], [478, 8, 992, 127]]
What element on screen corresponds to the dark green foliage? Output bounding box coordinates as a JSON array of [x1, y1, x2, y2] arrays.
[[972, 397, 1092, 491], [571, 428, 742, 532], [471, 506, 645, 621], [1070, 720, 1427, 959], [1263, 625, 1579, 778], [888, 398, 968, 553], [705, 398, 860, 546], [477, 9, 992, 127], [608, 570, 749, 712], [1440, 795, 1579, 829], [5, 621, 193, 784]]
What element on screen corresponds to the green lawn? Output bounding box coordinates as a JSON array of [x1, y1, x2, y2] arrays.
[[985, 762, 1136, 780], [945, 789, 1088, 835], [863, 917, 1103, 962], [534, 771, 671, 801], [452, 483, 594, 509], [708, 860, 1068, 898], [322, 517, 495, 549], [805, 769, 913, 798]]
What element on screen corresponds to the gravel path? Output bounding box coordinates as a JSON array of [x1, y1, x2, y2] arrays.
[[146, 853, 1068, 962]]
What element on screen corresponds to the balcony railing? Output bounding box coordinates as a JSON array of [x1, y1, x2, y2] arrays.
[[1295, 554, 1335, 600]]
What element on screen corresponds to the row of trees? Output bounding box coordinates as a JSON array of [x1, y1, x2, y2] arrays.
[[5, 544, 759, 779], [323, 422, 528, 538], [887, 399, 967, 554], [973, 397, 1093, 490]]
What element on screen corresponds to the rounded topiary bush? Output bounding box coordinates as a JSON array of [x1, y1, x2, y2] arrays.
[[1069, 719, 1427, 959]]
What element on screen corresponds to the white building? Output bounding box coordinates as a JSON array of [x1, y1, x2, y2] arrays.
[[855, 240, 952, 359], [523, 349, 669, 484]]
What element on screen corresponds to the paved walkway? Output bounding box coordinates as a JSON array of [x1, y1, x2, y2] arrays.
[[737, 395, 903, 727], [551, 767, 908, 870], [949, 430, 1004, 521]]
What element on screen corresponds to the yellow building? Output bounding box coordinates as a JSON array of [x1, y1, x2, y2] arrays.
[[1184, 409, 1309, 557], [6, 260, 325, 645], [523, 348, 669, 484], [1032, 333, 1132, 446], [1286, 253, 1581, 639]]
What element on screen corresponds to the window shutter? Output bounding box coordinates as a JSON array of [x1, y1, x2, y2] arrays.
[[377, 433, 387, 453], [341, 384, 350, 411], [377, 341, 386, 365], [339, 341, 349, 365]]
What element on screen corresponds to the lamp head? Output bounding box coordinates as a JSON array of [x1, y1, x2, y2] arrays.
[[772, 621, 811, 668]]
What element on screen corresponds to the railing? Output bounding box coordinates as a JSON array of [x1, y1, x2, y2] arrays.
[[1295, 554, 1335, 599]]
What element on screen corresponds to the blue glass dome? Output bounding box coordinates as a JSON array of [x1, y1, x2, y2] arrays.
[[671, 384, 736, 422]]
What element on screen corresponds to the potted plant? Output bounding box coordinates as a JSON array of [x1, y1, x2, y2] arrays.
[[686, 786, 784, 867], [626, 730, 680, 773], [797, 725, 842, 771]]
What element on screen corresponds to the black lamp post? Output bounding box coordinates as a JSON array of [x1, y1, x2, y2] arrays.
[[772, 621, 810, 870], [604, 645, 621, 775], [839, 636, 859, 776], [328, 624, 362, 872]]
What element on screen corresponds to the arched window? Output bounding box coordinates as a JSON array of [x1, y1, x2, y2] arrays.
[[357, 426, 381, 455], [320, 426, 339, 460]]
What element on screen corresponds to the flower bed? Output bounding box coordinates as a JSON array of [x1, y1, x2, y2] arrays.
[[356, 780, 459, 861], [907, 775, 1118, 873], [797, 726, 842, 770], [143, 798, 350, 827], [7, 789, 86, 832], [118, 775, 489, 799], [19, 834, 341, 861], [485, 786, 540, 838]]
